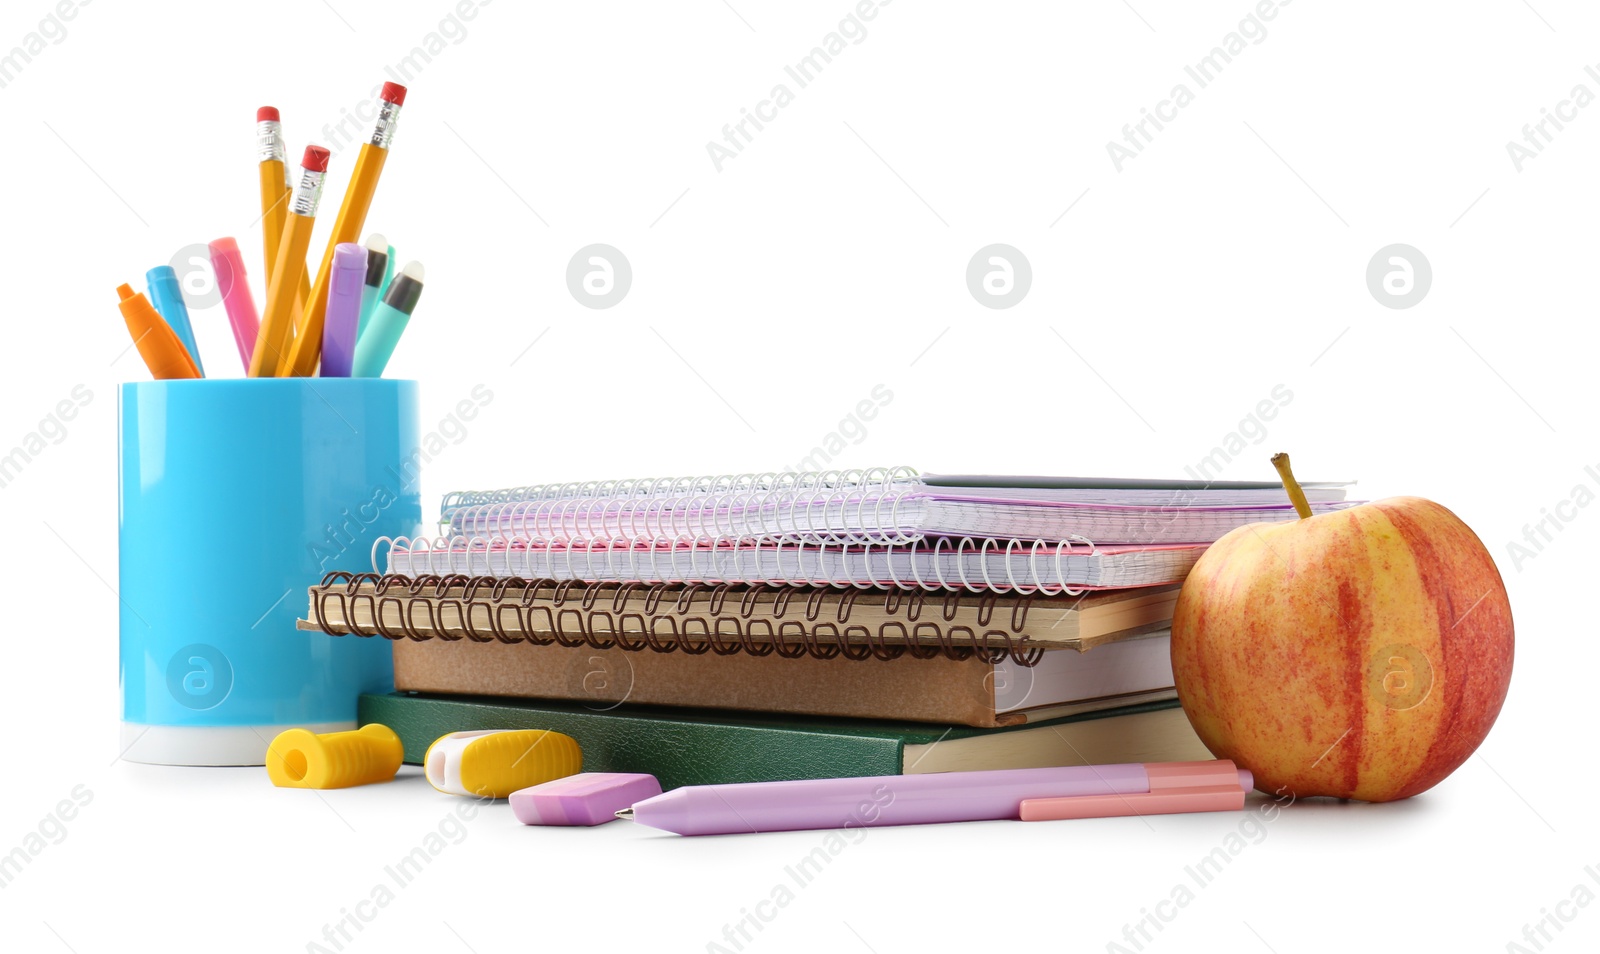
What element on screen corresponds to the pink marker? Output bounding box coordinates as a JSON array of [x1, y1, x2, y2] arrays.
[[207, 237, 259, 372], [319, 242, 367, 377], [618, 760, 1253, 836]]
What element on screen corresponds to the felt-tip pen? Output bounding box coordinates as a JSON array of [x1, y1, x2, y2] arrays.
[[356, 232, 391, 342], [617, 760, 1253, 836], [350, 260, 424, 378]]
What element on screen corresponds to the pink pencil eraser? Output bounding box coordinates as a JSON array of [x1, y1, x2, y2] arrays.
[[509, 773, 661, 827], [380, 82, 407, 106]]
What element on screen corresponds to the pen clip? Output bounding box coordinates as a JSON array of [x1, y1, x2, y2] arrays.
[[1019, 760, 1251, 821]]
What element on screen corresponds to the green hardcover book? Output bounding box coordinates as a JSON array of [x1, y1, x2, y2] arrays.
[[359, 692, 1210, 790]]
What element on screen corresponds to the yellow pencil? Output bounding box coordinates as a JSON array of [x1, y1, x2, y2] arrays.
[[283, 82, 407, 377], [258, 107, 310, 325], [249, 146, 331, 377]]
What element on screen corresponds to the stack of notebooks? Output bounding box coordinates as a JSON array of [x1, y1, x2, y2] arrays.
[[301, 467, 1353, 788]]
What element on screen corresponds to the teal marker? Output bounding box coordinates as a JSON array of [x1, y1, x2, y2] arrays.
[[351, 261, 424, 378], [146, 266, 204, 376], [356, 233, 394, 343]]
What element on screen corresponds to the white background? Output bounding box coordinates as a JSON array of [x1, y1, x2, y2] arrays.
[[0, 0, 1592, 951]]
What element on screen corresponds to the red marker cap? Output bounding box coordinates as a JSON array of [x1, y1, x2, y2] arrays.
[[257, 106, 280, 123], [380, 82, 407, 106], [301, 145, 331, 172]]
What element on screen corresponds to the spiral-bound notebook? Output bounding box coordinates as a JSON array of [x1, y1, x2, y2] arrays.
[[302, 573, 1180, 663], [301, 574, 1182, 724], [380, 539, 1205, 592], [435, 467, 1354, 546]]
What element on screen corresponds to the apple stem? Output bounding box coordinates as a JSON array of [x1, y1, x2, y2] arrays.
[[1271, 452, 1314, 520]]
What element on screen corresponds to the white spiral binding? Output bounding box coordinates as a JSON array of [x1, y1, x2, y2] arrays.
[[373, 532, 1097, 596], [442, 484, 926, 547], [438, 466, 921, 522]]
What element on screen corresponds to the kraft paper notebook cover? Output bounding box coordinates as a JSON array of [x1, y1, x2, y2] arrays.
[[385, 630, 1176, 728], [300, 574, 1180, 665], [358, 692, 1211, 789]]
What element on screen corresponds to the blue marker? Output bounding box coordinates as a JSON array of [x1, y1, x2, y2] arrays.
[[146, 266, 204, 376]]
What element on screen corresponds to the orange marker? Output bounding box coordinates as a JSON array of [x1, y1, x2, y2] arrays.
[[117, 284, 201, 380], [283, 82, 406, 377], [250, 145, 332, 377]]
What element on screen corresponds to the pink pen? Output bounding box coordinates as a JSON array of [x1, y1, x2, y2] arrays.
[[319, 242, 367, 377], [1020, 760, 1249, 820], [207, 237, 259, 372], [619, 760, 1252, 836]]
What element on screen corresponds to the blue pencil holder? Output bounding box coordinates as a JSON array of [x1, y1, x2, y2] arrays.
[[119, 379, 421, 765]]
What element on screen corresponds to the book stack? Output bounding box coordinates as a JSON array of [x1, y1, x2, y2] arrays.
[[302, 467, 1353, 788]]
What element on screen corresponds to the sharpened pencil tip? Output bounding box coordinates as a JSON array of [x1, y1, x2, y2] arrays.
[[615, 809, 634, 821]]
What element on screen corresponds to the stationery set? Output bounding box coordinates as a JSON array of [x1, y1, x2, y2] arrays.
[[109, 79, 1372, 835]]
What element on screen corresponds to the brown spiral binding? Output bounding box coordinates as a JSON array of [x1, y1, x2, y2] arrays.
[[307, 572, 1044, 667]]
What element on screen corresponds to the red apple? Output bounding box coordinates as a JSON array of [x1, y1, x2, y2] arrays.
[[1170, 454, 1513, 802]]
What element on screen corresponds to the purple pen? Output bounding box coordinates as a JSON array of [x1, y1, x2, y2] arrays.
[[319, 242, 367, 377], [619, 762, 1232, 836]]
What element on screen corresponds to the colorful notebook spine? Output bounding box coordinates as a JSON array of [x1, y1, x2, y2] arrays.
[[307, 571, 1049, 665]]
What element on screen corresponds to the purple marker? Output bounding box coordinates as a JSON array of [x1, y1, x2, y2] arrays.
[[619, 762, 1235, 836], [319, 242, 367, 376]]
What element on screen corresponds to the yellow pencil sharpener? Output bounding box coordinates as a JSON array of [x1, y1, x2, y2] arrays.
[[266, 723, 404, 789], [424, 729, 583, 798]]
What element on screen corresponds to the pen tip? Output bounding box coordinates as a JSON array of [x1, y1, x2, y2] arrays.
[[116, 283, 134, 301], [614, 809, 634, 821]]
